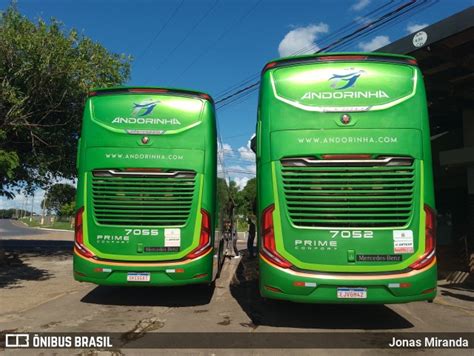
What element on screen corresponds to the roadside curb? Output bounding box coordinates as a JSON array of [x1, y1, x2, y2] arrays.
[[33, 227, 73, 232], [10, 220, 73, 232]]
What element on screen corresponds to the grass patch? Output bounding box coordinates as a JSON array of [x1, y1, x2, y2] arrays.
[[20, 218, 73, 231]]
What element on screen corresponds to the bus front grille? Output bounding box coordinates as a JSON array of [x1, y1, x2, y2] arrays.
[[280, 157, 415, 228], [91, 169, 196, 226]]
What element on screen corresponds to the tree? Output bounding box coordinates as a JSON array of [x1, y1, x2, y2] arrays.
[[236, 177, 256, 217], [43, 183, 76, 215], [0, 6, 131, 198], [59, 201, 75, 218]]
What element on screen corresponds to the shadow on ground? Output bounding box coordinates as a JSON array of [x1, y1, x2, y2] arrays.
[[81, 283, 214, 307], [440, 290, 474, 302], [0, 239, 73, 254], [230, 253, 414, 330], [0, 252, 53, 288]]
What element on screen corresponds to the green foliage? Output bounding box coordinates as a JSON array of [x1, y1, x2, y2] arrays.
[[0, 129, 20, 198], [236, 177, 256, 217], [59, 201, 75, 217], [0, 208, 18, 218], [43, 183, 76, 215], [0, 6, 131, 197], [216, 177, 257, 230]]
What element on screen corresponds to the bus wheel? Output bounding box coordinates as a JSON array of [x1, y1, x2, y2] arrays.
[[427, 299, 434, 303]]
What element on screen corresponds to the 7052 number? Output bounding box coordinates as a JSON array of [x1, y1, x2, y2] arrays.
[[330, 230, 373, 239]]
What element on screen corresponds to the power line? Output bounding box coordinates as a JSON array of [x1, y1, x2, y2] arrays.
[[171, 0, 263, 82], [215, 81, 259, 105], [222, 132, 253, 139], [222, 170, 256, 175], [134, 0, 185, 62], [214, 0, 427, 110], [214, 0, 399, 102], [153, 0, 221, 78], [215, 72, 260, 98], [290, 0, 398, 56], [317, 0, 419, 53], [216, 0, 418, 102], [216, 85, 258, 110], [336, 0, 437, 51]]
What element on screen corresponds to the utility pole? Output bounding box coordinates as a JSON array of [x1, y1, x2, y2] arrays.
[[29, 194, 34, 222], [22, 196, 28, 219], [41, 196, 46, 225]]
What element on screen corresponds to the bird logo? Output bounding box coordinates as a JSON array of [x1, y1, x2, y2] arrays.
[[329, 69, 365, 90], [131, 99, 160, 116]]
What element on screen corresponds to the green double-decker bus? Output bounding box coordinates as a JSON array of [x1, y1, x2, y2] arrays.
[[74, 87, 224, 286], [255, 53, 437, 303]]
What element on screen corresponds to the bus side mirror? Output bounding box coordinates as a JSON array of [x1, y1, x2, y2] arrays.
[[250, 134, 256, 153]]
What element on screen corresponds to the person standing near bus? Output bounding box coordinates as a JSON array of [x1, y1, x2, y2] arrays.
[[247, 215, 256, 258]]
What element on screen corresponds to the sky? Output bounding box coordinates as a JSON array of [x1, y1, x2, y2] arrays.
[[0, 0, 472, 213]]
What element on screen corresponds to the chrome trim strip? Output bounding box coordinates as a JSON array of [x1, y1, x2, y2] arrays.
[[126, 129, 165, 135], [93, 169, 196, 178], [281, 156, 413, 167]]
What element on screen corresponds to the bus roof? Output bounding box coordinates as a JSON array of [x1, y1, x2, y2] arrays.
[[262, 52, 417, 73], [88, 86, 213, 103]]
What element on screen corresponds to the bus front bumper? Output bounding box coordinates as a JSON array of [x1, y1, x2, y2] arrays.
[[259, 256, 437, 304], [73, 249, 213, 286]]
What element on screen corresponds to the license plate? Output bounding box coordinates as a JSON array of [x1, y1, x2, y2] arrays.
[[337, 287, 367, 299], [127, 272, 150, 282]]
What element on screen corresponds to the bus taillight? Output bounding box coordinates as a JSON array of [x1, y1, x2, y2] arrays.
[[261, 205, 292, 268], [187, 209, 212, 259], [74, 207, 95, 258], [410, 205, 436, 270]]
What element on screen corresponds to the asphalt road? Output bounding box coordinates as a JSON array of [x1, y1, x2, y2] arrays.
[[0, 219, 73, 252], [0, 219, 44, 237], [0, 220, 473, 354]]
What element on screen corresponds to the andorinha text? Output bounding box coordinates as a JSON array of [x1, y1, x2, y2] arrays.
[[301, 90, 390, 100], [111, 117, 181, 125]]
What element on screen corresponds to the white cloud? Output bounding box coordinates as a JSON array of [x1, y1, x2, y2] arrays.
[[278, 23, 329, 57], [217, 162, 226, 179], [227, 164, 256, 175], [225, 164, 256, 190], [358, 35, 390, 52], [216, 141, 255, 187], [237, 141, 255, 162], [217, 142, 234, 164], [406, 23, 429, 34], [351, 0, 371, 11], [233, 177, 250, 190]]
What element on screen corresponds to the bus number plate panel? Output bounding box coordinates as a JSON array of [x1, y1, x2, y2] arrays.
[[127, 272, 151, 282], [337, 287, 367, 299]]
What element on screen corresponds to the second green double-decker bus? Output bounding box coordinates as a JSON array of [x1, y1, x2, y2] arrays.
[[74, 87, 224, 286], [255, 53, 437, 303]]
